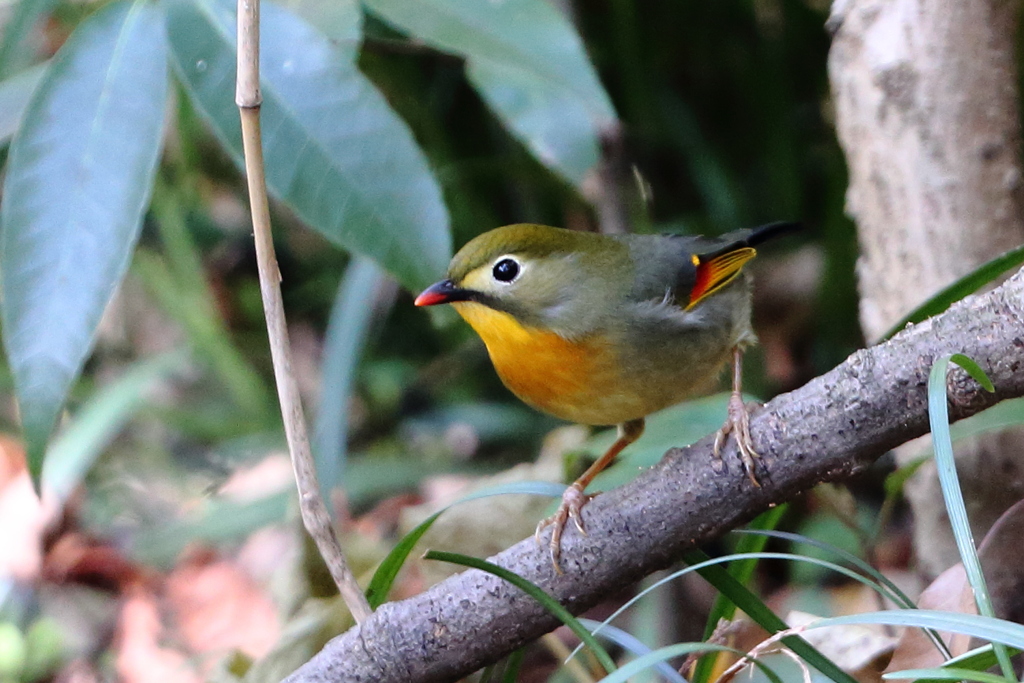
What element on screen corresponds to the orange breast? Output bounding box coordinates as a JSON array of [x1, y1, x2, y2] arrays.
[[452, 302, 646, 425]]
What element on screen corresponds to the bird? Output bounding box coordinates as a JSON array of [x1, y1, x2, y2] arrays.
[[415, 222, 798, 572]]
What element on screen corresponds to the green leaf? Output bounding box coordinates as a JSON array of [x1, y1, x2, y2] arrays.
[[500, 649, 523, 683], [0, 0, 169, 483], [42, 351, 186, 502], [465, 57, 601, 185], [424, 550, 618, 676], [948, 353, 995, 391], [276, 0, 361, 55], [165, 0, 451, 290], [881, 244, 1024, 340], [363, 0, 616, 186], [0, 63, 46, 145], [313, 257, 386, 504], [939, 643, 1022, 678]]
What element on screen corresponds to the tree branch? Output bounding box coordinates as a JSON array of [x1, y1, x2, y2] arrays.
[[287, 269, 1024, 682]]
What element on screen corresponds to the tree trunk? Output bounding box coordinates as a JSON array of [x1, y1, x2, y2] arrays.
[[829, 0, 1024, 577]]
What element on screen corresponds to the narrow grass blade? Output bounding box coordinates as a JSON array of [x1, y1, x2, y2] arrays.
[[596, 642, 783, 683], [364, 481, 563, 609], [949, 397, 1024, 442], [884, 668, 1012, 683], [313, 257, 386, 504], [738, 528, 949, 658], [501, 649, 524, 683], [928, 354, 1010, 677], [943, 643, 1021, 675], [576, 618, 687, 683], [881, 245, 1024, 340], [570, 551, 898, 672], [814, 609, 1024, 649], [42, 351, 185, 502], [424, 550, 617, 675], [736, 529, 918, 610], [693, 506, 787, 683], [684, 549, 861, 683]]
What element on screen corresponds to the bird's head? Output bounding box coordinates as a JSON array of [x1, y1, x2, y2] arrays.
[[415, 224, 626, 333]]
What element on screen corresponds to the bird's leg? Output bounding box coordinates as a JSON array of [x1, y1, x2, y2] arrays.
[[536, 417, 645, 574], [713, 347, 761, 487]]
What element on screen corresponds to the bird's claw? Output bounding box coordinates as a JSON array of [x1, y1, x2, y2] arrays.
[[535, 483, 593, 574], [713, 392, 761, 487]]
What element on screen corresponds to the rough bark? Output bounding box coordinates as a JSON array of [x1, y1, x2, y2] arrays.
[[286, 268, 1024, 683], [829, 0, 1024, 576]]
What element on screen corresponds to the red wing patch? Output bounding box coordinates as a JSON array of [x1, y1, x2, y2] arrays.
[[686, 247, 756, 309]]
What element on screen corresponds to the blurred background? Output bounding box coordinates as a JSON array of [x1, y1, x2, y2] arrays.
[[0, 0, 890, 680]]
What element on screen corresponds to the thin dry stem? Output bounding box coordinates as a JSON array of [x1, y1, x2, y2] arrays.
[[712, 625, 808, 683], [541, 634, 596, 683], [234, 0, 371, 623]]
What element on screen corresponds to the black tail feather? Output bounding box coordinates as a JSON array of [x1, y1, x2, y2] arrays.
[[745, 221, 802, 248], [696, 221, 801, 261]]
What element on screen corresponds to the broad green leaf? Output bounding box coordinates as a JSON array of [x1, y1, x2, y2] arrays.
[[0, 63, 46, 144], [589, 393, 739, 491], [276, 0, 361, 55], [465, 57, 601, 185], [363, 0, 616, 186], [165, 0, 451, 290], [0, 0, 169, 482]]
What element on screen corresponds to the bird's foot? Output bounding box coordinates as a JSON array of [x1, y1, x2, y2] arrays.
[[713, 391, 761, 487], [535, 482, 594, 574]]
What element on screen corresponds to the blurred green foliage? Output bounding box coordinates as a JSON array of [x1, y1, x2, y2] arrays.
[[0, 0, 859, 563], [0, 0, 866, 676], [0, 0, 860, 525]]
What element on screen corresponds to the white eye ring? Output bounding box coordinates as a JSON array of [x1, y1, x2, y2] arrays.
[[491, 255, 522, 284]]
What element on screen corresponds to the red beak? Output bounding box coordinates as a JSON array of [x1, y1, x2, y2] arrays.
[[415, 279, 470, 306]]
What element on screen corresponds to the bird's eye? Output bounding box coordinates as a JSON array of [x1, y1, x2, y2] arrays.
[[492, 258, 520, 283]]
